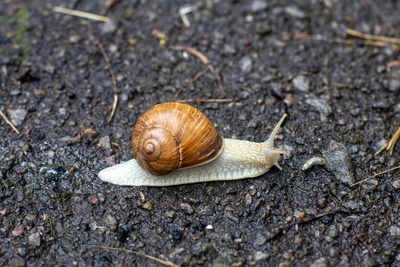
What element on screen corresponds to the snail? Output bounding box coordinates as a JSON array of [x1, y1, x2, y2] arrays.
[[98, 102, 287, 186]]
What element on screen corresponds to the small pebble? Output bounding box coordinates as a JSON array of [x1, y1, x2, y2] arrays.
[[362, 179, 378, 191], [391, 180, 400, 189], [255, 22, 271, 35], [305, 97, 332, 122], [245, 193, 252, 205], [98, 136, 111, 150], [310, 257, 328, 267], [349, 108, 360, 116], [322, 140, 354, 185], [329, 247, 339, 258], [316, 198, 326, 208], [350, 145, 358, 154], [255, 232, 267, 246], [294, 234, 304, 244], [376, 65, 386, 73], [282, 251, 293, 261], [387, 78, 400, 92], [165, 211, 176, 219], [279, 261, 291, 267], [271, 86, 285, 100], [292, 75, 309, 92], [283, 144, 294, 160], [69, 35, 82, 43], [142, 201, 154, 211], [7, 108, 27, 126], [338, 118, 347, 125], [285, 6, 306, 19], [102, 19, 117, 34], [251, 0, 268, 12], [239, 56, 252, 73], [283, 94, 295, 107], [294, 210, 305, 219], [34, 88, 46, 97], [179, 203, 194, 214], [104, 214, 118, 231], [12, 226, 24, 237], [328, 225, 339, 238], [28, 232, 41, 247], [43, 64, 55, 74], [253, 251, 269, 261], [90, 197, 100, 205], [342, 200, 361, 211], [104, 156, 116, 167], [223, 44, 236, 55], [390, 225, 400, 236]]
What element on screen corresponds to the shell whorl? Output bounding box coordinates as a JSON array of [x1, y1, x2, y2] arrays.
[[135, 126, 181, 175], [131, 102, 224, 176]]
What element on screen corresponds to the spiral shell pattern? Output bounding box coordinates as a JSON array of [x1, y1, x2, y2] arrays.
[[131, 102, 224, 176]]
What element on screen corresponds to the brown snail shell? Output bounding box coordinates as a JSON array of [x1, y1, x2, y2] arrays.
[[131, 102, 224, 176]]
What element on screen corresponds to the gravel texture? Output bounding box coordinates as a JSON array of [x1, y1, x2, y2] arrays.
[[1, 0, 400, 266]]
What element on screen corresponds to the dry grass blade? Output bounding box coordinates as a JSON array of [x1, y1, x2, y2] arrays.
[[170, 45, 225, 96], [176, 98, 234, 103], [351, 166, 400, 187], [375, 126, 400, 156], [0, 109, 20, 134], [170, 45, 209, 64], [178, 3, 202, 27], [86, 22, 118, 124], [386, 126, 400, 155], [346, 28, 400, 45], [87, 246, 178, 267], [173, 67, 208, 100], [53, 6, 110, 22], [266, 209, 348, 241], [291, 32, 388, 47]]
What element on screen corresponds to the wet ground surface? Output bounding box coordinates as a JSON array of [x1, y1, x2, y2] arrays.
[[1, 0, 400, 266]]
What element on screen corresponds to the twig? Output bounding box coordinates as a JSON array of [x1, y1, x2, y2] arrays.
[[0, 109, 20, 134], [170, 45, 225, 96], [375, 126, 400, 156], [208, 64, 225, 96], [75, 125, 96, 139], [86, 245, 178, 267], [170, 45, 209, 64], [173, 66, 209, 100], [346, 28, 400, 45], [387, 60, 400, 69], [178, 3, 202, 27], [291, 32, 388, 47], [350, 166, 400, 187], [331, 81, 355, 89], [385, 126, 400, 155], [176, 98, 234, 103], [266, 209, 348, 241], [86, 22, 118, 124], [53, 6, 110, 22]]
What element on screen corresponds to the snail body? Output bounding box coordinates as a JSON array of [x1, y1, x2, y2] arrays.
[[98, 102, 287, 187]]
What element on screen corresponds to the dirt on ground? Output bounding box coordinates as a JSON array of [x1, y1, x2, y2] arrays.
[[1, 0, 400, 266]]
